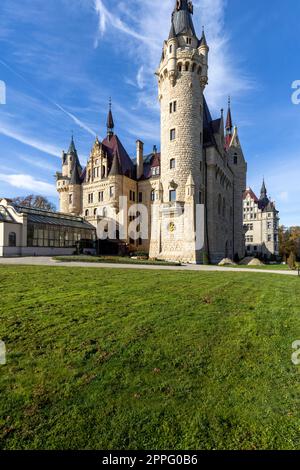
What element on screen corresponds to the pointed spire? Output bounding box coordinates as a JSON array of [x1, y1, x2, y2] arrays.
[[70, 155, 81, 185], [109, 151, 120, 176], [200, 26, 208, 47], [107, 97, 114, 139], [172, 0, 196, 37], [260, 178, 267, 199], [226, 96, 233, 133], [68, 135, 77, 155]]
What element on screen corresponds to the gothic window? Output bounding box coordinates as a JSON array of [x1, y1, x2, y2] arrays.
[[170, 129, 176, 141], [8, 232, 16, 247], [169, 190, 176, 202], [170, 158, 176, 169]]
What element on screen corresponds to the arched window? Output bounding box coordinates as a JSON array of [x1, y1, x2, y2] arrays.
[[218, 194, 222, 215], [170, 158, 176, 169], [94, 208, 97, 216], [9, 232, 16, 247], [185, 62, 189, 72], [103, 207, 107, 217], [178, 63, 182, 72], [85, 209, 89, 217]]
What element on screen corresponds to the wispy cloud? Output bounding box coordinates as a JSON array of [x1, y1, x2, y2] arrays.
[[19, 155, 57, 172], [53, 102, 96, 137], [93, 0, 253, 113], [0, 173, 57, 196], [0, 124, 61, 157]]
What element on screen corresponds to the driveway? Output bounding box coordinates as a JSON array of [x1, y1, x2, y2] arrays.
[[0, 257, 297, 276]]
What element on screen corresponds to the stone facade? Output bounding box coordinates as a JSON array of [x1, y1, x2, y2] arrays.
[[243, 182, 280, 259], [56, 0, 248, 264]]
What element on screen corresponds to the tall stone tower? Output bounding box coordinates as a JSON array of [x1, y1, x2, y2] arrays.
[[150, 0, 209, 262], [56, 137, 82, 215]]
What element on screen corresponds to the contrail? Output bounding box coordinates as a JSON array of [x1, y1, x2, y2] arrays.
[[0, 58, 97, 138]]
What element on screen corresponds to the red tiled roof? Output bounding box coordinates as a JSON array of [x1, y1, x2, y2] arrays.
[[243, 188, 259, 202], [102, 134, 134, 178]]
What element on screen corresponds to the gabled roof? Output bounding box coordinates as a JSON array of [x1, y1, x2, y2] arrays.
[[140, 151, 161, 180], [243, 188, 259, 202], [102, 134, 134, 178]]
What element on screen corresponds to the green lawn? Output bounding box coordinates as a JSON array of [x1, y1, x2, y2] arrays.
[[222, 264, 292, 270], [0, 266, 300, 450]]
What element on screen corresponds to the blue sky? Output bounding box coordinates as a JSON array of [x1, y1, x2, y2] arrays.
[[0, 0, 299, 226]]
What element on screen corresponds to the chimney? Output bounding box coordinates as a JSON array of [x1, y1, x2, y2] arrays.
[[136, 140, 144, 180]]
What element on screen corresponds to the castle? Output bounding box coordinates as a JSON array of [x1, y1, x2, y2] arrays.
[[56, 0, 248, 264], [243, 181, 280, 259]]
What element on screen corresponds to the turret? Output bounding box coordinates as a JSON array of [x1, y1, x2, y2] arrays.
[[158, 0, 208, 202], [57, 136, 82, 214]]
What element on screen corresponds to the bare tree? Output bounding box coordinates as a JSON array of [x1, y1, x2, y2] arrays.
[[12, 195, 56, 212]]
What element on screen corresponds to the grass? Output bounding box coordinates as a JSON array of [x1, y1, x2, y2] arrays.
[[53, 255, 181, 266], [0, 265, 300, 450], [222, 264, 292, 270]]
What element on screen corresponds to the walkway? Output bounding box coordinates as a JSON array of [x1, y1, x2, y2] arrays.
[[0, 257, 297, 277]]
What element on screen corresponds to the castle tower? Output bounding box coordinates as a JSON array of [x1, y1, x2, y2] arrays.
[[56, 136, 82, 214], [150, 0, 209, 262], [226, 100, 247, 259]]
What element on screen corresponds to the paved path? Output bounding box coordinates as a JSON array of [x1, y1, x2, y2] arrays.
[[0, 257, 297, 277]]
